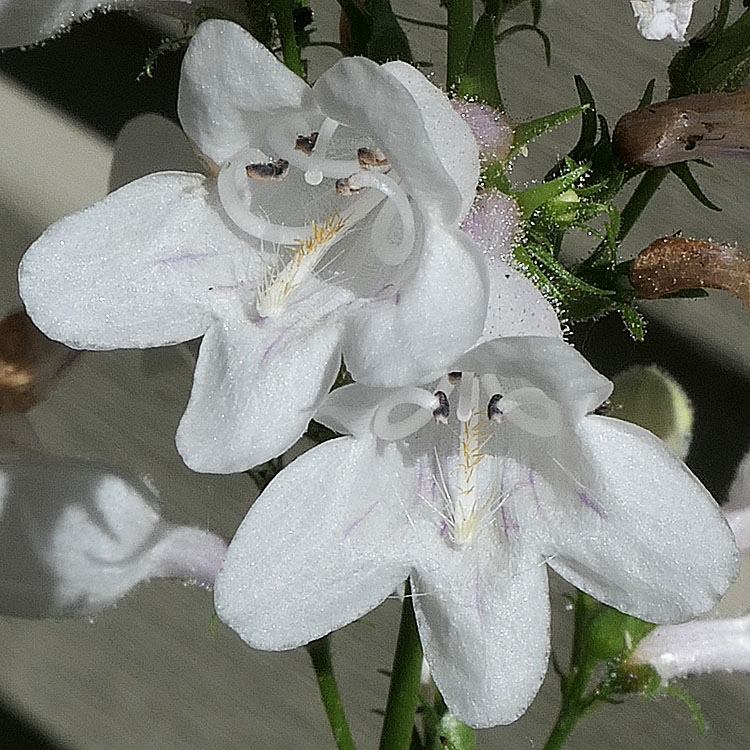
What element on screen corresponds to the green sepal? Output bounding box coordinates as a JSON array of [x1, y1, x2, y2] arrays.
[[458, 14, 504, 109], [431, 713, 477, 750], [512, 162, 589, 219], [509, 104, 588, 159], [482, 162, 514, 193], [662, 685, 707, 735], [669, 162, 722, 212], [580, 602, 656, 663], [617, 304, 646, 342]]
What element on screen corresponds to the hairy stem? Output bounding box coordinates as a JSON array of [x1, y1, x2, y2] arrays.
[[446, 0, 474, 90]]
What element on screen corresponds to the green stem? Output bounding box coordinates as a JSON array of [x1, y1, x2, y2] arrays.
[[445, 0, 474, 90], [270, 0, 305, 77], [617, 166, 668, 242], [379, 585, 424, 750], [307, 637, 358, 750]]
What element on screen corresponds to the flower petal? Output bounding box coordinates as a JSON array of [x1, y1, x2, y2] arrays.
[[412, 537, 550, 728], [313, 57, 465, 223], [316, 383, 390, 437], [19, 171, 256, 349], [214, 435, 412, 648], [455, 337, 612, 418], [630, 0, 695, 41], [382, 61, 479, 219], [343, 225, 488, 387], [539, 416, 739, 623], [0, 452, 226, 617], [176, 290, 349, 473], [178, 20, 308, 165], [479, 259, 562, 341]]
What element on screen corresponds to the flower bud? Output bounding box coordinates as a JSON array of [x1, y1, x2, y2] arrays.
[[629, 236, 750, 306], [451, 99, 513, 164], [613, 90, 750, 167]]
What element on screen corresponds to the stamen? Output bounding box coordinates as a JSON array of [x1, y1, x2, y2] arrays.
[[487, 393, 503, 422], [357, 147, 390, 170], [335, 177, 364, 196], [448, 371, 462, 385], [218, 147, 310, 244], [501, 387, 563, 437], [245, 158, 289, 182], [305, 117, 340, 186], [372, 388, 439, 441], [295, 132, 319, 155], [352, 171, 415, 266], [433, 391, 450, 423]]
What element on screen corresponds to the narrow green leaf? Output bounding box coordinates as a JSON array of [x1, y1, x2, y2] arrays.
[[512, 163, 589, 218], [569, 75, 597, 161], [662, 686, 706, 736], [530, 0, 542, 26], [335, 0, 373, 55], [637, 78, 656, 110], [670, 162, 722, 212], [510, 104, 586, 157], [458, 14, 503, 108]]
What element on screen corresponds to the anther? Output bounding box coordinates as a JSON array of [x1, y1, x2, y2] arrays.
[[295, 132, 319, 155], [357, 147, 389, 170], [245, 158, 290, 182], [335, 177, 364, 196], [433, 391, 450, 423], [448, 372, 462, 385], [487, 393, 503, 422]]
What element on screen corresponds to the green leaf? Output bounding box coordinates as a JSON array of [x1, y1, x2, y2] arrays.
[[458, 13, 503, 108], [669, 162, 722, 212], [509, 104, 587, 158], [335, 0, 373, 55], [496, 23, 551, 66]]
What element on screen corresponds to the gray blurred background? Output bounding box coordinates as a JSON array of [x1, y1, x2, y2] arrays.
[[0, 1, 749, 747]]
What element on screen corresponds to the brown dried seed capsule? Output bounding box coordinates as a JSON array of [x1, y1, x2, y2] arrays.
[[295, 132, 319, 155], [612, 90, 750, 167], [245, 158, 290, 181], [629, 236, 750, 305]]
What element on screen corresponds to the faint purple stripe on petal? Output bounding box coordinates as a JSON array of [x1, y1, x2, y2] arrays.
[[343, 502, 378, 539], [578, 491, 606, 518], [156, 251, 215, 266], [501, 506, 519, 538]]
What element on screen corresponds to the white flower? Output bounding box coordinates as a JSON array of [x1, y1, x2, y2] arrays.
[[630, 0, 697, 41], [0, 0, 243, 48], [0, 450, 227, 617], [19, 20, 488, 473], [214, 335, 737, 728]]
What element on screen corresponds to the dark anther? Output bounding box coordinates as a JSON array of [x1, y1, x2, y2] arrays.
[[295, 132, 319, 155], [245, 158, 289, 181], [357, 147, 389, 170], [447, 371, 462, 384], [433, 391, 450, 423], [487, 393, 503, 422], [335, 178, 363, 196]]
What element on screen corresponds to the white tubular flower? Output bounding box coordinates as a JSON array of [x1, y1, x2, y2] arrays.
[[19, 20, 488, 474], [632, 614, 750, 680], [0, 0, 244, 48], [215, 336, 737, 728], [0, 452, 227, 617], [630, 0, 697, 41]]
